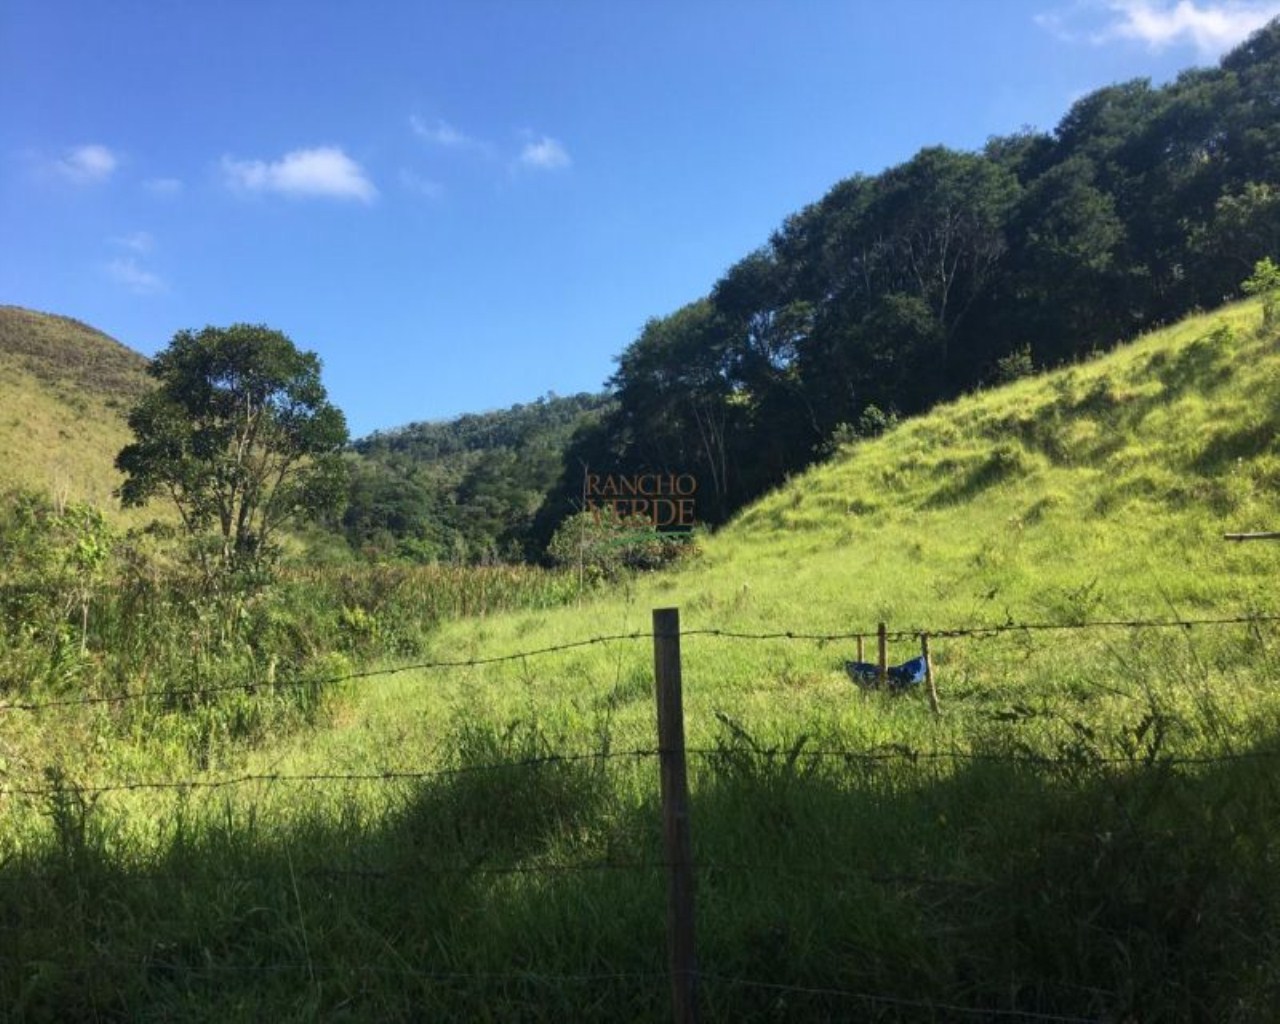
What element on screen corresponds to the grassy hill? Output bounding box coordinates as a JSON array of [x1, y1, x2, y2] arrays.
[[0, 305, 151, 517], [6, 297, 1280, 1020], [432, 296, 1279, 680]]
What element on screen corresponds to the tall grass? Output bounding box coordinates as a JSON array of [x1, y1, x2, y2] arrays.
[[0, 531, 583, 779], [5, 628, 1280, 1021], [4, 298, 1280, 1020]]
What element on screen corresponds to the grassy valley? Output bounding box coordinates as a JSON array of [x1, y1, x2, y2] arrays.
[[6, 15, 1280, 1024], [3, 296, 1279, 1021]]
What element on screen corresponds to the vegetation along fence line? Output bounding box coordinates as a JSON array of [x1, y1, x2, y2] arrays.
[[4, 609, 1277, 716], [6, 606, 1279, 1020]]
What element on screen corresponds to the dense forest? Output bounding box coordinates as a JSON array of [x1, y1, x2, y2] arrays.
[[343, 392, 612, 562], [520, 20, 1280, 545], [261, 22, 1280, 565]]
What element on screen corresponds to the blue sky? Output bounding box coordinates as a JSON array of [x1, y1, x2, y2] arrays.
[[3, 0, 1278, 438]]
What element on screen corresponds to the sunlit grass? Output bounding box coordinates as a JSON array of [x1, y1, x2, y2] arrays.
[[4, 298, 1280, 1020]]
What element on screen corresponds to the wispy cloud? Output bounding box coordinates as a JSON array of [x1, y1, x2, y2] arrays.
[[410, 115, 488, 153], [517, 135, 572, 171], [144, 177, 183, 197], [106, 257, 164, 295], [221, 146, 377, 203], [54, 144, 118, 184], [399, 168, 445, 199], [1037, 1, 1280, 56], [111, 230, 155, 254]]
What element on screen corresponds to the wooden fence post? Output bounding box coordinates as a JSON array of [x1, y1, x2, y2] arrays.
[[856, 635, 864, 662], [921, 633, 941, 716], [653, 608, 698, 1024], [877, 622, 888, 689]]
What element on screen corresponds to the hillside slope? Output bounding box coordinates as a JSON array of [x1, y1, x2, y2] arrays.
[[8, 297, 1280, 1022], [714, 298, 1279, 628], [0, 305, 151, 515], [211, 295, 1280, 1019], [419, 295, 1280, 720]]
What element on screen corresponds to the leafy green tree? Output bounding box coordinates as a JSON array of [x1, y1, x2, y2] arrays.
[[1189, 183, 1280, 289], [608, 301, 739, 518], [116, 324, 349, 577], [1243, 257, 1280, 329], [1007, 155, 1128, 362]]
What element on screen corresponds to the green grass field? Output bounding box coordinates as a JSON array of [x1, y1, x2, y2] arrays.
[[3, 298, 1280, 1021]]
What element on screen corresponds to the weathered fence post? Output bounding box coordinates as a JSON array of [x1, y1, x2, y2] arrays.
[[921, 633, 941, 716], [653, 607, 698, 1024], [877, 622, 888, 689], [856, 634, 864, 662]]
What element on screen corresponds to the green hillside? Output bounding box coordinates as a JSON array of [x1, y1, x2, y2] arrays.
[[0, 305, 151, 517], [434, 296, 1279, 670], [7, 296, 1280, 1021], [547, 21, 1280, 532]]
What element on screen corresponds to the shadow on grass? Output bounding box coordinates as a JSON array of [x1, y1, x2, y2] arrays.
[[6, 711, 1280, 1022]]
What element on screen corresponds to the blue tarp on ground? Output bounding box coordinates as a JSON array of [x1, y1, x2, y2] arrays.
[[845, 656, 927, 691]]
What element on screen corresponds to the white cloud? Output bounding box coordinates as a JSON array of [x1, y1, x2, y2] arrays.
[[399, 168, 444, 199], [517, 135, 572, 171], [1038, 1, 1280, 56], [1105, 0, 1280, 53], [106, 257, 164, 295], [410, 116, 485, 151], [112, 231, 155, 254], [221, 146, 377, 202], [55, 144, 117, 184], [144, 177, 183, 197]]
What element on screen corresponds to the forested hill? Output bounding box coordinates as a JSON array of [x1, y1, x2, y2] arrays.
[[0, 300, 607, 562], [534, 19, 1280, 537], [344, 392, 613, 562]]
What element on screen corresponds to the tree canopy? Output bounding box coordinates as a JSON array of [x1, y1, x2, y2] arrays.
[[532, 18, 1280, 537], [347, 391, 611, 563], [116, 324, 349, 574]]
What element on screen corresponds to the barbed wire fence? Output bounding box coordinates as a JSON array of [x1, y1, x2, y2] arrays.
[[4, 607, 1280, 1021]]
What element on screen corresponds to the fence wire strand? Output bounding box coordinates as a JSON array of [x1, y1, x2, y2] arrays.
[[4, 747, 663, 798], [0, 630, 652, 713], [5, 606, 1277, 1019], [700, 974, 1104, 1023], [10, 742, 1277, 801], [3, 610, 1276, 716]]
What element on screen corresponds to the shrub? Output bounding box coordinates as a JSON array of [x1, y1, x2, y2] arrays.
[[1243, 257, 1280, 331]]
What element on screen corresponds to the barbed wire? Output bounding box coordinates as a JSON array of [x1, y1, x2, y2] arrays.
[[0, 954, 665, 987], [8, 741, 1274, 802], [4, 839, 1236, 891], [700, 974, 1104, 1023], [685, 611, 1280, 644], [0, 952, 1107, 1021], [4, 609, 1277, 717], [3, 861, 985, 893], [2, 747, 663, 799], [0, 630, 651, 713], [8, 859, 669, 887], [689, 746, 1280, 768], [4, 606, 1272, 1019]]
